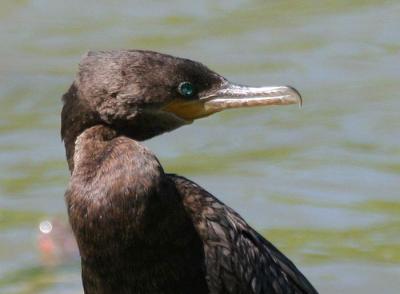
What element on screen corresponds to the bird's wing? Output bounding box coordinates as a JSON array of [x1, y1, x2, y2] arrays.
[[169, 174, 318, 294]]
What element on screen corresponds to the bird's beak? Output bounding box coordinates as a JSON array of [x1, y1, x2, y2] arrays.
[[203, 83, 302, 112], [162, 82, 302, 121]]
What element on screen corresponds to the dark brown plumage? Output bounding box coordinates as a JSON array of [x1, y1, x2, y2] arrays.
[[61, 50, 318, 294]]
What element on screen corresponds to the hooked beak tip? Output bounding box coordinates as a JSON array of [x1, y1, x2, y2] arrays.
[[286, 86, 303, 107]]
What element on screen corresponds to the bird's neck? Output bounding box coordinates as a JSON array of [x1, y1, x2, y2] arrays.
[[61, 84, 102, 172], [65, 124, 206, 293], [65, 123, 197, 253]]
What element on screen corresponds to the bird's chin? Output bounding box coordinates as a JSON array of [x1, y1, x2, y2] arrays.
[[124, 109, 193, 140]]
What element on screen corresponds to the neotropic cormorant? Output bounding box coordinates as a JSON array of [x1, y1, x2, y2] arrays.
[[61, 50, 317, 294]]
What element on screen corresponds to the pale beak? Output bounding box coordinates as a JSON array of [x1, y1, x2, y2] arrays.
[[202, 83, 302, 113]]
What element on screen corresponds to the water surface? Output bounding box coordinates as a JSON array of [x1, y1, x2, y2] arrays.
[[0, 1, 399, 293]]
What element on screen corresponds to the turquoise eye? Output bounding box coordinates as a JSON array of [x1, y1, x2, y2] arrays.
[[178, 82, 195, 97]]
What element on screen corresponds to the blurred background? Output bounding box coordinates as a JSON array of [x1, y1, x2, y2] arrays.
[[0, 0, 399, 293]]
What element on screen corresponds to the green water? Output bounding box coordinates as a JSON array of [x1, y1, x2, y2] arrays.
[[1, 0, 399, 293]]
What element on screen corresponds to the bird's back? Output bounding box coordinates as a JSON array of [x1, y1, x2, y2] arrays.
[[170, 174, 318, 294]]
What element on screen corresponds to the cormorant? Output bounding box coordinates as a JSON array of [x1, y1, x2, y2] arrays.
[[61, 50, 317, 294]]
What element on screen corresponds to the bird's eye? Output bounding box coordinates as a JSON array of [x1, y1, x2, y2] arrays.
[[178, 82, 195, 98]]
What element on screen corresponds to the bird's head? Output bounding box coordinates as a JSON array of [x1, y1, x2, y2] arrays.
[[62, 50, 301, 142]]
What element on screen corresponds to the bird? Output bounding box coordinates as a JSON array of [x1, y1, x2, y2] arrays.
[[61, 50, 318, 294]]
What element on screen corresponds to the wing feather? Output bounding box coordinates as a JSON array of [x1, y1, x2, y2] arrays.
[[169, 174, 318, 294]]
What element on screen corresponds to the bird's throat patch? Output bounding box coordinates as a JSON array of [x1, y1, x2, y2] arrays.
[[162, 99, 215, 121]]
